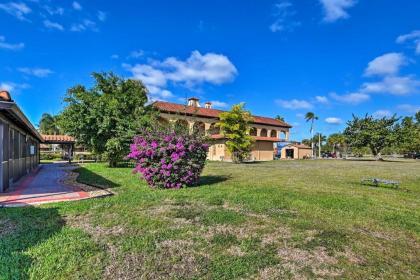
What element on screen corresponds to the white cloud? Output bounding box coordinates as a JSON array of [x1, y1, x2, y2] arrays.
[[325, 117, 342, 124], [72, 1, 82, 11], [70, 19, 97, 32], [145, 85, 174, 102], [209, 100, 228, 108], [373, 110, 392, 118], [0, 36, 24, 50], [0, 82, 29, 92], [319, 0, 357, 22], [161, 51, 237, 86], [275, 99, 313, 109], [124, 51, 237, 102], [129, 50, 145, 58], [125, 51, 237, 87], [97, 10, 106, 22], [330, 92, 370, 104], [43, 5, 64, 16], [18, 67, 53, 78], [123, 64, 167, 87], [43, 20, 64, 31], [270, 1, 301, 33], [396, 30, 420, 54], [0, 2, 31, 21], [364, 53, 407, 76], [397, 104, 420, 114], [315, 95, 329, 104], [362, 76, 420, 95], [110, 54, 119, 59]]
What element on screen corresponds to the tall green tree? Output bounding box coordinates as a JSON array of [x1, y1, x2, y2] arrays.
[[217, 103, 254, 163], [59, 72, 152, 167], [344, 114, 399, 160], [397, 111, 420, 153], [305, 112, 318, 158], [39, 113, 61, 134]]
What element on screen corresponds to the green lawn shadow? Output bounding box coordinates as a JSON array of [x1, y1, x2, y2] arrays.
[[75, 167, 120, 189], [0, 207, 64, 279]]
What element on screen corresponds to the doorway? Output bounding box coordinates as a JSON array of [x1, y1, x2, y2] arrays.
[[286, 148, 294, 159]]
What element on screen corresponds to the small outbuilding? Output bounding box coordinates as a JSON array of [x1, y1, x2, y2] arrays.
[[279, 143, 312, 159], [0, 90, 42, 192]]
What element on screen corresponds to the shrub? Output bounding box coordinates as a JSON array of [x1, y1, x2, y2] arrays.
[[40, 152, 62, 160], [127, 128, 209, 189]]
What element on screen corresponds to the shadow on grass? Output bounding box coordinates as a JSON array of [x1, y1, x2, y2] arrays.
[[75, 167, 120, 189], [0, 207, 64, 279], [197, 175, 232, 186]]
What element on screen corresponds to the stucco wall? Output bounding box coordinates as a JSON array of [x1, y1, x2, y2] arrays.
[[280, 145, 312, 159], [207, 140, 227, 161], [298, 148, 312, 159], [250, 141, 275, 161]]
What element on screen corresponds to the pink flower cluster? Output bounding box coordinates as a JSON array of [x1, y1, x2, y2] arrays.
[[127, 131, 209, 189]]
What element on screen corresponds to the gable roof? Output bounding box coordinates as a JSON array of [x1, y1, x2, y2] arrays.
[[153, 101, 292, 128]]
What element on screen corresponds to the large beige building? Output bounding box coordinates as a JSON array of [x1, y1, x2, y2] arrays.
[[153, 98, 292, 161]]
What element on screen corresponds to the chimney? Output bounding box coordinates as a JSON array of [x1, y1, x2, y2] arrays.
[[0, 90, 12, 102], [204, 102, 212, 109], [188, 97, 200, 107]]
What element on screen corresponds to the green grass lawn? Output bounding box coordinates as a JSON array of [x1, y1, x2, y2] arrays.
[[1, 160, 419, 279]]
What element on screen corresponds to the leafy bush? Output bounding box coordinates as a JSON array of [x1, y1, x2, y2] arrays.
[[40, 152, 62, 160], [127, 128, 209, 189]]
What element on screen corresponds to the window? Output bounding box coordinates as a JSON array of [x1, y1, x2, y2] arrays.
[[260, 129, 268, 137], [270, 130, 277, 138]]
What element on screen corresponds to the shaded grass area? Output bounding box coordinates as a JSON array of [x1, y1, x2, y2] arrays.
[[0, 160, 419, 279]]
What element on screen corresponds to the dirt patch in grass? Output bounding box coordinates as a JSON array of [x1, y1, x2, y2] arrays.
[[256, 246, 342, 279], [65, 214, 126, 240], [0, 219, 17, 237], [104, 239, 209, 280]]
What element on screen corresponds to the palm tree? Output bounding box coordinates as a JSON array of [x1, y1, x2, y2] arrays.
[[39, 113, 61, 134], [275, 115, 285, 122], [327, 133, 346, 154], [305, 112, 318, 158], [313, 133, 326, 157]]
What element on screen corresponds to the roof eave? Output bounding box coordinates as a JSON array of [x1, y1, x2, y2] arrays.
[[0, 101, 44, 141]]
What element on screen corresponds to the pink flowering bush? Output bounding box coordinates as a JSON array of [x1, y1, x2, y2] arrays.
[[127, 129, 209, 189]]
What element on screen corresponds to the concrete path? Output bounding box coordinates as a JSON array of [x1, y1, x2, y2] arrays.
[[0, 163, 90, 207]]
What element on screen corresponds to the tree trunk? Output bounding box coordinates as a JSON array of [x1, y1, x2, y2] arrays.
[[109, 159, 117, 168], [318, 134, 321, 158]]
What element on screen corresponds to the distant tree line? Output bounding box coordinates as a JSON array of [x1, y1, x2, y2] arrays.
[[301, 111, 420, 159]]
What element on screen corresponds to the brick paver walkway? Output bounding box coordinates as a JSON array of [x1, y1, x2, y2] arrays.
[[0, 163, 89, 207]]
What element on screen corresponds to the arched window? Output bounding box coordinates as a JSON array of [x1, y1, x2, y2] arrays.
[[270, 130, 277, 138], [280, 131, 287, 140], [193, 121, 205, 135], [209, 123, 220, 135], [250, 127, 257, 136], [260, 128, 267, 137]]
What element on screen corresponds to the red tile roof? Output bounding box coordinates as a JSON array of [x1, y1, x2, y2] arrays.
[[153, 101, 292, 128], [210, 134, 281, 142], [291, 144, 311, 149], [42, 134, 75, 143], [0, 90, 12, 102]]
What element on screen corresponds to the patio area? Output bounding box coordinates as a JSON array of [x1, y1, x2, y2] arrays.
[[0, 163, 90, 207]]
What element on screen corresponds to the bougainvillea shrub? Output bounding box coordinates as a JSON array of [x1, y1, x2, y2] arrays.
[[127, 129, 209, 189]]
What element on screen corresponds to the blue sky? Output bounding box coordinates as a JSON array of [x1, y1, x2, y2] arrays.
[[1, 0, 420, 140]]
